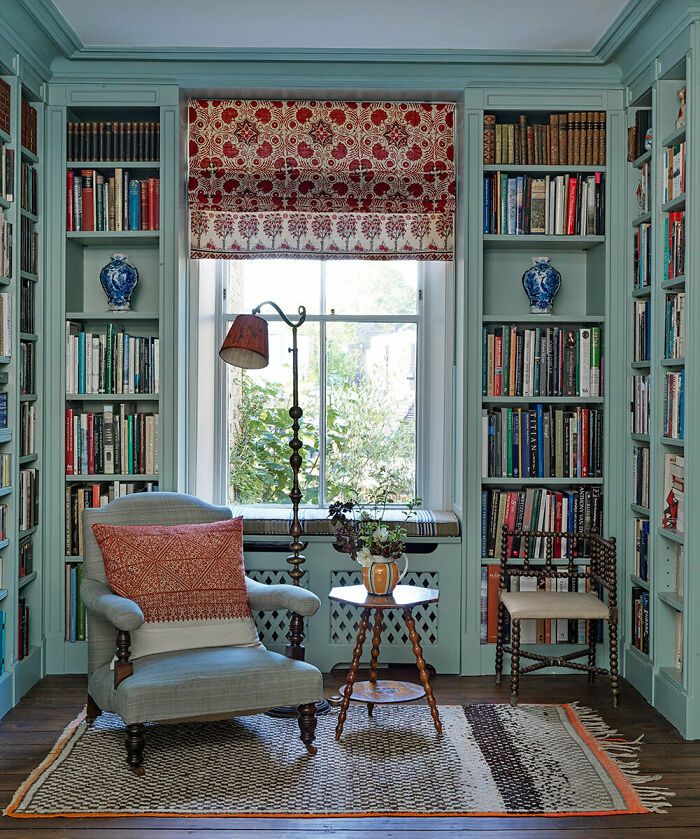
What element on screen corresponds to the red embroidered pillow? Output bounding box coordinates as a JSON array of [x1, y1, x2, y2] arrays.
[[92, 517, 259, 662]]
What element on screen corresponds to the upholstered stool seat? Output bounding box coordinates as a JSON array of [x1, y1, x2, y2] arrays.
[[500, 591, 610, 620], [89, 645, 323, 725]]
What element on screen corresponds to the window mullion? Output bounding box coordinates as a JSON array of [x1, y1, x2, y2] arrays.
[[318, 264, 328, 508]]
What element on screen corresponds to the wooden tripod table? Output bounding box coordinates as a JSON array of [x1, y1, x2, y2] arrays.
[[329, 583, 442, 740]]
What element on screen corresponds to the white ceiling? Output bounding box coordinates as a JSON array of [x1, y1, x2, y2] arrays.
[[50, 0, 630, 51]]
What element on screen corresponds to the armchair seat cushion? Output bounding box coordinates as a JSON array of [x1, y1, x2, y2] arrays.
[[89, 645, 323, 725], [500, 591, 609, 620]]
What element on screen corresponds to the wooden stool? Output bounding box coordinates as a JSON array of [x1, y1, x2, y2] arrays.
[[329, 583, 442, 740]]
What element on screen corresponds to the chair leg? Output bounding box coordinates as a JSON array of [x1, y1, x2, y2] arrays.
[[495, 602, 505, 685], [86, 693, 102, 725], [608, 617, 620, 709], [125, 723, 146, 776], [510, 619, 521, 707], [587, 620, 597, 684], [298, 703, 318, 756]]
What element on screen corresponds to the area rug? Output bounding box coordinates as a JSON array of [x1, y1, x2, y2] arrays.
[[5, 703, 672, 818]]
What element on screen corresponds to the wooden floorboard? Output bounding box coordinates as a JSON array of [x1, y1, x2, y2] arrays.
[[0, 669, 695, 836]]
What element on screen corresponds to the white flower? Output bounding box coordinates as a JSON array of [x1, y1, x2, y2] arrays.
[[356, 547, 373, 567], [373, 526, 389, 541]]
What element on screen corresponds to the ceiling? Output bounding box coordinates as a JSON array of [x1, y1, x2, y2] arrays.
[[49, 0, 631, 51]]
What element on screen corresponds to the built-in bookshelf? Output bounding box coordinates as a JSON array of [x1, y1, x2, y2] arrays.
[[476, 104, 613, 670], [42, 85, 179, 677], [624, 54, 698, 737], [0, 68, 44, 718]]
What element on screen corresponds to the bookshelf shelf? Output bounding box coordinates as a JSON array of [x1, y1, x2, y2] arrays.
[[65, 393, 159, 402], [658, 591, 684, 612], [662, 125, 686, 147], [482, 164, 605, 174], [65, 311, 160, 321], [661, 193, 686, 213], [632, 211, 652, 227], [660, 276, 686, 290], [0, 356, 10, 365], [18, 526, 38, 540], [658, 527, 684, 545], [0, 539, 9, 550], [20, 271, 38, 283], [632, 286, 652, 299], [19, 209, 37, 224], [481, 315, 604, 324], [631, 360, 651, 369], [18, 454, 37, 465], [631, 503, 650, 516], [481, 477, 603, 486], [0, 429, 11, 444], [19, 395, 37, 402], [64, 473, 159, 482], [660, 357, 685, 367], [631, 574, 650, 590], [631, 434, 650, 443], [66, 231, 159, 247], [0, 197, 10, 210], [17, 571, 37, 590], [64, 555, 83, 562], [66, 160, 160, 169], [19, 332, 37, 342], [481, 396, 604, 405], [0, 486, 12, 498], [632, 149, 652, 168], [661, 436, 684, 447], [20, 147, 38, 164], [0, 589, 6, 603], [483, 234, 605, 251]]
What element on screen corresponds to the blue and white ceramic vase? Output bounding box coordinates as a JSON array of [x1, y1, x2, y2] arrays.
[[521, 256, 561, 314], [99, 253, 138, 311]]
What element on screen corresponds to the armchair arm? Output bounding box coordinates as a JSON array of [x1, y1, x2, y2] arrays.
[[81, 579, 145, 631], [245, 577, 320, 617]]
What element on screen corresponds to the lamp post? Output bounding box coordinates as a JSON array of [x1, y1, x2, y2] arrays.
[[219, 301, 309, 659]]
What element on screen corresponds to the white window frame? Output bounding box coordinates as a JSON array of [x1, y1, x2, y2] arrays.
[[188, 258, 454, 510]]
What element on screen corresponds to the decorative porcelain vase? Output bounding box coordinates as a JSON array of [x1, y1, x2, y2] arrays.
[[99, 253, 138, 311], [362, 555, 408, 596], [521, 256, 561, 314]]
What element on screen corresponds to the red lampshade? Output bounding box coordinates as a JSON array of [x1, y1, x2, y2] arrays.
[[219, 313, 270, 369]]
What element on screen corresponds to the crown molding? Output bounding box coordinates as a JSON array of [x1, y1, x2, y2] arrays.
[[592, 0, 662, 63], [621, 4, 700, 85]]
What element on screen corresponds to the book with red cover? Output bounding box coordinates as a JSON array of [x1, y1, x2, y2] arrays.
[[140, 183, 148, 230], [486, 564, 500, 643], [581, 408, 589, 477], [81, 170, 95, 232], [553, 492, 563, 556], [92, 484, 101, 507], [147, 178, 156, 231], [65, 408, 74, 474], [494, 334, 503, 396], [154, 179, 160, 229], [566, 176, 577, 235], [66, 170, 74, 232]]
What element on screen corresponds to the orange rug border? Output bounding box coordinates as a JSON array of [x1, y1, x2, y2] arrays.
[[4, 703, 651, 820]]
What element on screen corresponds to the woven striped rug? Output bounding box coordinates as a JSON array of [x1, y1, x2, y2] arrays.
[[6, 703, 671, 819]]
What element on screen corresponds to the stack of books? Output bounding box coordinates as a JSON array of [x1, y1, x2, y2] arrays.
[[664, 211, 685, 279], [66, 170, 160, 232], [627, 110, 651, 161], [65, 324, 159, 395], [634, 518, 650, 581], [0, 140, 14, 203], [633, 445, 650, 508], [0, 79, 10, 137], [483, 112, 606, 166], [483, 172, 605, 235], [67, 121, 160, 162], [0, 503, 6, 540], [631, 374, 651, 435], [482, 405, 603, 479], [19, 340, 34, 394], [483, 325, 602, 398], [480, 486, 603, 558], [664, 292, 686, 359], [65, 563, 87, 642], [663, 370, 685, 439], [20, 278, 34, 333], [636, 160, 651, 212], [19, 539, 33, 577], [0, 453, 10, 488], [631, 587, 650, 654], [633, 300, 651, 362], [662, 142, 685, 203]]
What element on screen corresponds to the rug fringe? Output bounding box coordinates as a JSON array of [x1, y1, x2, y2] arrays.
[[569, 703, 674, 814]]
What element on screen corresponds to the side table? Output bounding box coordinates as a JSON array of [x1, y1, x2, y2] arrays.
[[328, 583, 442, 740]]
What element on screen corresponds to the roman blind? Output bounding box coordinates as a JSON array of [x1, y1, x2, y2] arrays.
[[188, 99, 455, 260]]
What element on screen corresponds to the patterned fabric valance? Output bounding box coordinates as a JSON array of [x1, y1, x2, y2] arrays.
[[188, 99, 455, 260]]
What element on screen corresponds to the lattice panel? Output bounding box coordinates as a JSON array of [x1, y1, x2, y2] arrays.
[[247, 570, 309, 646], [330, 570, 439, 646]]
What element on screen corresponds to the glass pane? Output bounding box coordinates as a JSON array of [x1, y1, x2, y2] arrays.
[[226, 260, 321, 317], [325, 260, 419, 316], [325, 321, 416, 503], [228, 321, 320, 505]]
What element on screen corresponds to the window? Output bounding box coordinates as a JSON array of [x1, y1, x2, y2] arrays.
[[190, 258, 453, 509]]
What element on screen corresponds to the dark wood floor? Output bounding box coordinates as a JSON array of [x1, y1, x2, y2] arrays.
[[0, 669, 698, 837]]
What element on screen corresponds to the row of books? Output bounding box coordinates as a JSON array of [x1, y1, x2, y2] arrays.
[[0, 293, 11, 357], [480, 486, 603, 559], [19, 467, 39, 532], [20, 215, 38, 274], [0, 79, 10, 137], [631, 374, 651, 435], [67, 121, 160, 163], [0, 392, 7, 428], [481, 406, 603, 479], [633, 222, 651, 289], [482, 173, 605, 236], [0, 142, 14, 203], [631, 587, 650, 654], [65, 324, 160, 395], [662, 142, 685, 203], [664, 292, 685, 359], [17, 597, 29, 660], [19, 539, 33, 578], [20, 341, 34, 395], [481, 565, 603, 645], [633, 445, 650, 508], [627, 110, 651, 162], [483, 325, 602, 398], [483, 112, 607, 166], [633, 300, 651, 362], [0, 210, 11, 279], [663, 453, 685, 533], [67, 170, 160, 232], [19, 403, 36, 457], [664, 211, 685, 280], [65, 407, 160, 476], [634, 517, 650, 582], [21, 100, 37, 156], [20, 162, 37, 216], [0, 454, 10, 488], [20, 278, 34, 334], [65, 482, 156, 556], [65, 563, 87, 642], [635, 160, 651, 214], [663, 370, 684, 440]]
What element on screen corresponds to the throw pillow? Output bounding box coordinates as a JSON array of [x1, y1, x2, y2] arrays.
[[92, 517, 260, 663]]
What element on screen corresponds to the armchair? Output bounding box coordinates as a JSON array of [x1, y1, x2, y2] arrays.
[[81, 492, 323, 774]]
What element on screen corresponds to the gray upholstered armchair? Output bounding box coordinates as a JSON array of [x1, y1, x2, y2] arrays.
[[80, 492, 323, 774]]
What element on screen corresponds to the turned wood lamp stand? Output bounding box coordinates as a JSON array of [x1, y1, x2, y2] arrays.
[[329, 583, 443, 740]]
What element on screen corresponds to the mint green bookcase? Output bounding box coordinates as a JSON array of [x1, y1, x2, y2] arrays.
[[0, 64, 45, 718]]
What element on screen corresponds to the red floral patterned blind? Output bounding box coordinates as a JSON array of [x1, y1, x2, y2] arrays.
[[188, 99, 455, 260]]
